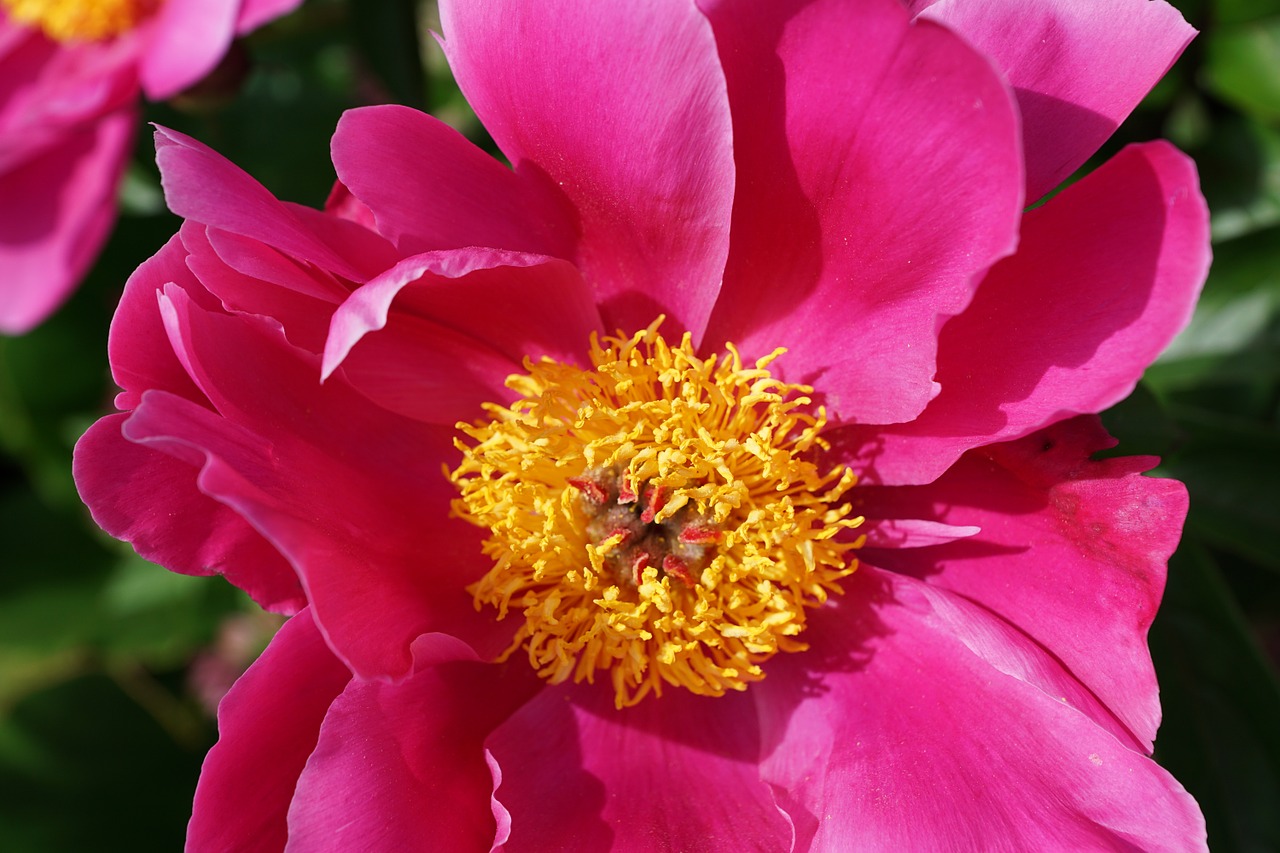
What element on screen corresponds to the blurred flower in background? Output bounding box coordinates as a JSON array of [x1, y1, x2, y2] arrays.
[[72, 0, 1212, 848], [0, 0, 303, 333], [2, 0, 1279, 851]]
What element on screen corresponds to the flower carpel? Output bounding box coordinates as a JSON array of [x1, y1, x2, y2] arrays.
[[449, 322, 864, 707]]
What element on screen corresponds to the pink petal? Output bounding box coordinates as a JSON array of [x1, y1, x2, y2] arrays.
[[756, 568, 1206, 851], [848, 141, 1210, 484], [438, 0, 735, 339], [0, 103, 134, 333], [74, 413, 306, 613], [861, 518, 980, 549], [124, 287, 508, 679], [286, 637, 541, 852], [486, 683, 792, 851], [153, 126, 373, 283], [699, 0, 1023, 425], [854, 415, 1185, 749], [331, 105, 575, 258], [139, 0, 237, 100], [188, 609, 350, 853], [323, 248, 603, 424], [107, 231, 216, 410], [184, 223, 341, 355], [914, 0, 1195, 201], [235, 0, 304, 33]]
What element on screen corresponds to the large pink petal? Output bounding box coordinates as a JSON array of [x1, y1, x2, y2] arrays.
[[331, 105, 575, 258], [756, 568, 1206, 851], [487, 683, 792, 852], [286, 637, 542, 853], [854, 416, 1185, 750], [913, 0, 1195, 201], [699, 0, 1023, 425], [438, 0, 734, 339], [153, 127, 374, 283], [0, 103, 134, 333], [74, 414, 306, 614], [848, 141, 1209, 484], [139, 0, 237, 99], [323, 248, 603, 424], [122, 287, 508, 679], [187, 609, 350, 853]]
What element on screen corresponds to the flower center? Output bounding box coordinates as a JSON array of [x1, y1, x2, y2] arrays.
[[3, 0, 162, 42], [449, 321, 863, 707]]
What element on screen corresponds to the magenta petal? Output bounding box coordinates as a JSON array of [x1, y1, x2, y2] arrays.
[[74, 413, 306, 613], [856, 416, 1185, 749], [486, 683, 791, 852], [108, 232, 215, 410], [125, 288, 506, 678], [916, 0, 1195, 201], [438, 0, 734, 339], [699, 0, 1023, 424], [323, 248, 603, 424], [139, 0, 237, 99], [0, 103, 134, 333], [331, 105, 575, 258], [153, 126, 372, 282], [855, 141, 1210, 484], [187, 609, 350, 853], [286, 639, 541, 853], [757, 569, 1206, 851]]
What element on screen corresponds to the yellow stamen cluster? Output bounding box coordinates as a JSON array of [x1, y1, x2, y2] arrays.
[[449, 321, 864, 707], [3, 0, 161, 42]]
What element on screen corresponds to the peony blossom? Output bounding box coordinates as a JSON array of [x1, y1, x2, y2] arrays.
[[75, 0, 1212, 849], [0, 0, 303, 333]]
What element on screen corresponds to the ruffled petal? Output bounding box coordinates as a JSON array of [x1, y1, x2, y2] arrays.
[[121, 287, 507, 678], [323, 248, 603, 424], [854, 416, 1184, 750], [74, 414, 306, 613], [438, 0, 734, 339], [486, 683, 792, 852], [756, 568, 1207, 852], [699, 0, 1023, 425], [187, 609, 350, 853], [331, 105, 575, 258], [285, 636, 541, 853], [845, 141, 1209, 484], [0, 103, 134, 333], [913, 0, 1195, 201], [153, 127, 377, 283], [109, 230, 233, 410]]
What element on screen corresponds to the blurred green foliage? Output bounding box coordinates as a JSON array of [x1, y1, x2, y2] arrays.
[[0, 0, 1277, 849]]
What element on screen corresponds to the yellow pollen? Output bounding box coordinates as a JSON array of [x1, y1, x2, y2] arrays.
[[449, 320, 864, 708], [3, 0, 162, 42]]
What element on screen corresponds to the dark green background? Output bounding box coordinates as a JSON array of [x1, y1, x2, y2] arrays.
[[1, 0, 1276, 849]]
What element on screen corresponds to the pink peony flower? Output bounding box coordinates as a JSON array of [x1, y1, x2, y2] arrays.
[[75, 0, 1212, 848], [0, 0, 303, 333]]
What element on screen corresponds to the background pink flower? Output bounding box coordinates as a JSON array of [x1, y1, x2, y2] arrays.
[[73, 0, 1214, 848], [0, 0, 303, 334]]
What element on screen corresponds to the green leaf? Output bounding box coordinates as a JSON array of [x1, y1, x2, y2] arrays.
[[1204, 19, 1280, 123], [1163, 408, 1280, 572], [0, 674, 210, 851], [1151, 542, 1280, 852]]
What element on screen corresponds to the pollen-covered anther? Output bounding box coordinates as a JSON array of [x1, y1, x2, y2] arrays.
[[449, 320, 865, 707]]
